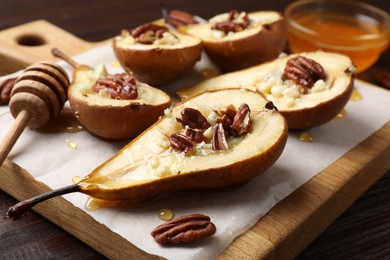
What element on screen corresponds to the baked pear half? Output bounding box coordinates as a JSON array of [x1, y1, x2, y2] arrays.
[[177, 51, 355, 130], [179, 10, 286, 72], [68, 63, 171, 140], [78, 88, 287, 201], [5, 88, 287, 219], [113, 23, 203, 85]]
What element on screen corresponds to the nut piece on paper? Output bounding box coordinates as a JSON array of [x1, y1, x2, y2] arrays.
[[151, 214, 216, 244]]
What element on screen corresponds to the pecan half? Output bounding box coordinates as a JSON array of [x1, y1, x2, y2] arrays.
[[168, 10, 198, 28], [212, 10, 250, 33], [130, 23, 169, 44], [178, 108, 210, 130], [284, 56, 326, 90], [92, 73, 137, 100], [212, 123, 229, 150], [232, 103, 251, 135], [0, 77, 16, 105], [169, 133, 195, 155], [151, 213, 216, 244]]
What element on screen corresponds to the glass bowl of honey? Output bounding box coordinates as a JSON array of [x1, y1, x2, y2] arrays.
[[285, 0, 390, 73]]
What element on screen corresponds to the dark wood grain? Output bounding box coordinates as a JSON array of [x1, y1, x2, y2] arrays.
[[0, 0, 389, 259]]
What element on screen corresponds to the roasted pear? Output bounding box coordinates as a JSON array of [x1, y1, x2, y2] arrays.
[[112, 22, 203, 85], [5, 88, 287, 220], [179, 10, 286, 72], [178, 51, 354, 130], [68, 62, 171, 140]]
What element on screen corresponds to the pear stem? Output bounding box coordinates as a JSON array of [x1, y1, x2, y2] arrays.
[[4, 183, 80, 221], [51, 48, 79, 68]]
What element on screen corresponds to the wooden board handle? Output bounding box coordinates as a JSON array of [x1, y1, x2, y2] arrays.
[[0, 20, 109, 76]]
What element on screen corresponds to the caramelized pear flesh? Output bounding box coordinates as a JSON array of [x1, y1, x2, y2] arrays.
[[78, 88, 287, 201], [68, 64, 171, 140], [177, 51, 354, 130]]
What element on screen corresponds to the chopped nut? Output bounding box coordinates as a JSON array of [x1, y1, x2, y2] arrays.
[[169, 133, 195, 155], [185, 128, 207, 143], [130, 23, 169, 44], [92, 73, 137, 100], [178, 108, 211, 130], [212, 10, 250, 33], [212, 123, 229, 150], [232, 103, 251, 135]]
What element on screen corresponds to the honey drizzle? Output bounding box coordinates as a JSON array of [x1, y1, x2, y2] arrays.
[[85, 197, 119, 211], [299, 132, 314, 143], [350, 88, 363, 101], [37, 110, 84, 134], [201, 68, 219, 79], [334, 109, 347, 120]]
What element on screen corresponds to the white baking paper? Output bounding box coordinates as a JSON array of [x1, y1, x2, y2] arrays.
[[1, 44, 390, 259]]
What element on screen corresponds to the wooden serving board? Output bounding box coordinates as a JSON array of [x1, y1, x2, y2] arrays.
[[1, 20, 390, 259]]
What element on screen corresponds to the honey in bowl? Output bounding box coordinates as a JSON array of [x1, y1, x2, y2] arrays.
[[285, 0, 390, 73]]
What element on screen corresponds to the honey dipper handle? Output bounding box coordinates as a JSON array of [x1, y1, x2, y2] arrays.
[[0, 110, 30, 166], [51, 47, 79, 68]]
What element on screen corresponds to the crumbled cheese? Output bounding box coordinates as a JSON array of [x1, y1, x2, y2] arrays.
[[163, 108, 171, 116], [310, 79, 326, 93], [119, 35, 136, 45], [98, 89, 110, 98], [211, 29, 225, 39], [256, 72, 330, 107], [203, 126, 214, 140], [154, 32, 179, 45], [207, 110, 220, 125]]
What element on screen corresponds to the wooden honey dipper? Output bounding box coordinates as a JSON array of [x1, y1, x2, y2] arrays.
[[0, 61, 70, 165]]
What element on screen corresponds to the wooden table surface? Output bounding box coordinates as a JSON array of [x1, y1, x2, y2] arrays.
[[0, 0, 389, 259]]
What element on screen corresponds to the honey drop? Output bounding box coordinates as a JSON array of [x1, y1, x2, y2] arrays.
[[72, 176, 82, 184], [334, 109, 347, 120], [299, 132, 314, 143], [350, 88, 362, 101], [112, 60, 121, 67], [66, 140, 77, 149], [158, 208, 174, 221], [85, 197, 119, 211], [201, 68, 219, 79]]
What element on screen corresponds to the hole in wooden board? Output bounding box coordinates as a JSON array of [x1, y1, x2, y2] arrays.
[[16, 34, 46, 46]]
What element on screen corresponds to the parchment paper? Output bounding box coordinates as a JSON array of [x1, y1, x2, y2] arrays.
[[1, 44, 390, 259]]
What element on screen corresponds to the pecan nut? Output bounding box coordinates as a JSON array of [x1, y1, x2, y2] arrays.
[[168, 10, 198, 28], [92, 73, 137, 100], [151, 213, 216, 244], [0, 77, 16, 105], [232, 103, 251, 135], [169, 133, 195, 155], [212, 123, 229, 150], [178, 108, 210, 130], [185, 128, 207, 143], [130, 23, 169, 44], [212, 10, 250, 33], [284, 56, 326, 90]]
